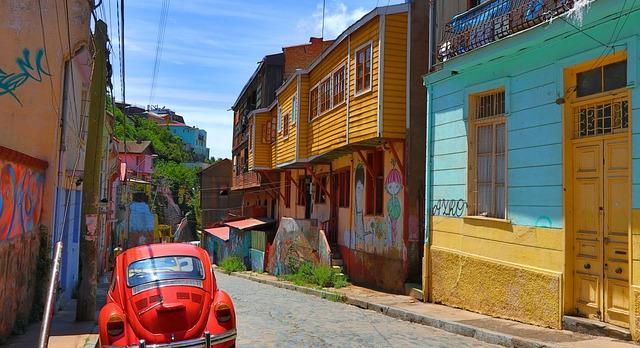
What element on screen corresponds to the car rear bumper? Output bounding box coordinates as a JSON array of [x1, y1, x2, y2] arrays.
[[103, 329, 236, 348]]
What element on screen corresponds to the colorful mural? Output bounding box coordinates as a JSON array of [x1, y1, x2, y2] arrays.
[[267, 218, 330, 275], [128, 202, 155, 247], [0, 159, 45, 241], [250, 248, 265, 273], [212, 228, 251, 267], [352, 159, 404, 254]]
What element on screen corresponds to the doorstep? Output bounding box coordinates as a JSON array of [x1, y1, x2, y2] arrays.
[[563, 316, 632, 341], [227, 271, 637, 348]]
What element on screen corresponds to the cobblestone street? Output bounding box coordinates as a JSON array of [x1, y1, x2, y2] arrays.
[[215, 271, 497, 347]]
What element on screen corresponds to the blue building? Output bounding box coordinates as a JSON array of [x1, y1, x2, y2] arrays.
[[164, 123, 210, 162], [423, 0, 640, 335]]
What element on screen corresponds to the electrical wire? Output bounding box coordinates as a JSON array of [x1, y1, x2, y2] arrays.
[[148, 0, 171, 107]]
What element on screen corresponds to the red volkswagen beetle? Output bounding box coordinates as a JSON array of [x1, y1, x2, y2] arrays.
[[99, 243, 236, 347]]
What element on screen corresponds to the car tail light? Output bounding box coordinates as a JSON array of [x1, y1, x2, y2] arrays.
[[107, 315, 125, 337], [214, 303, 232, 323]]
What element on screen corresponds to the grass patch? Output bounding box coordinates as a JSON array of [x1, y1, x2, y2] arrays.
[[281, 261, 348, 289], [218, 256, 246, 274]]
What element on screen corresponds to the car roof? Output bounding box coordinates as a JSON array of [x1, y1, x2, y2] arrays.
[[121, 243, 203, 265]]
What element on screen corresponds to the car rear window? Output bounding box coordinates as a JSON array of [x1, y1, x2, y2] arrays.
[[127, 256, 205, 287]]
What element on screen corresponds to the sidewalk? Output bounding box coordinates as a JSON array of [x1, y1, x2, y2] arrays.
[[3, 277, 109, 348], [229, 271, 637, 348]]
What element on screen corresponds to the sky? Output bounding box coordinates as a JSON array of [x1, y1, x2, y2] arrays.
[[99, 0, 404, 160]]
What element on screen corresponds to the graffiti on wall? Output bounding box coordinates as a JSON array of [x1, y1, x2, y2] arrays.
[[431, 198, 467, 217], [352, 160, 404, 255], [267, 218, 325, 276], [1, 48, 51, 106], [0, 160, 45, 241]]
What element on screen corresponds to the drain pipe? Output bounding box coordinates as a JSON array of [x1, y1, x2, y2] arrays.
[[423, 0, 436, 302]]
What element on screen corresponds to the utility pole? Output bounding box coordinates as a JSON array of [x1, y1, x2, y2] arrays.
[[77, 20, 108, 321]]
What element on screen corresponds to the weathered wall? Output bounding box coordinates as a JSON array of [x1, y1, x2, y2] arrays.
[[0, 155, 47, 339], [127, 202, 155, 247], [250, 248, 265, 273], [213, 228, 251, 267], [431, 247, 562, 328]]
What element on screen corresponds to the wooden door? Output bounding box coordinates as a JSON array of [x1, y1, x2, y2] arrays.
[[602, 137, 629, 327], [572, 141, 604, 320], [572, 136, 629, 327]]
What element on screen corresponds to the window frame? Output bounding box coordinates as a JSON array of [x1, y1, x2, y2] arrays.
[[314, 175, 327, 204], [332, 64, 346, 107], [282, 112, 290, 139], [291, 94, 298, 125], [296, 175, 306, 206], [309, 62, 347, 121], [468, 88, 508, 220], [365, 150, 384, 216], [354, 41, 373, 97], [276, 105, 282, 133], [336, 168, 350, 208]]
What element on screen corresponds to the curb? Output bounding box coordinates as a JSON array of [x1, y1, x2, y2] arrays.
[[228, 271, 558, 348]]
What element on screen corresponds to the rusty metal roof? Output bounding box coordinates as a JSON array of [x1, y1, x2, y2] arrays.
[[204, 226, 230, 241], [224, 218, 270, 230]]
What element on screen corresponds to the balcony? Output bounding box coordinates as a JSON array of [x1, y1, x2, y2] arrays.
[[231, 170, 262, 190], [438, 0, 574, 62]]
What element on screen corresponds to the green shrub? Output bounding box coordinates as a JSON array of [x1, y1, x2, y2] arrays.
[[218, 256, 246, 274], [282, 262, 349, 289]]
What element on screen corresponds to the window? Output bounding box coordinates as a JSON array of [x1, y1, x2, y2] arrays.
[[314, 175, 327, 204], [319, 78, 331, 113], [333, 65, 346, 106], [469, 0, 491, 8], [248, 125, 253, 151], [277, 106, 282, 132], [263, 119, 274, 144], [127, 256, 204, 287], [576, 60, 627, 98], [283, 112, 290, 138], [365, 150, 384, 215], [271, 116, 276, 142], [291, 95, 297, 124], [297, 176, 306, 206], [337, 169, 350, 208], [355, 43, 372, 94], [310, 87, 319, 119], [470, 89, 506, 219], [284, 172, 291, 208]]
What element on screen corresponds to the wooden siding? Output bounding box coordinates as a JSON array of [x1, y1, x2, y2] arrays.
[[308, 40, 349, 156], [298, 75, 310, 160], [250, 111, 273, 169], [382, 12, 407, 139], [348, 18, 380, 144], [276, 80, 298, 165]]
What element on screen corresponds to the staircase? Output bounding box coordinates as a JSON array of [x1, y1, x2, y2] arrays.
[[330, 246, 345, 278]]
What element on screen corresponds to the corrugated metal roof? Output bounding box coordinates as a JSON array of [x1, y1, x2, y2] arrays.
[[224, 218, 270, 230], [204, 226, 230, 241], [117, 140, 152, 154]]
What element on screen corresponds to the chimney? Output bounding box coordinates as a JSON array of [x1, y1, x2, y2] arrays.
[[309, 37, 323, 45]]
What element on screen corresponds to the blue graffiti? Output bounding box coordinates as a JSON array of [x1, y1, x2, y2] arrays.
[[0, 48, 51, 106]]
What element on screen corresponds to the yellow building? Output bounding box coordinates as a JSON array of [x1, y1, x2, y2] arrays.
[[244, 3, 425, 292]]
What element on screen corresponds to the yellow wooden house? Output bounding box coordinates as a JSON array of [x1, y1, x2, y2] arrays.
[[245, 3, 423, 292]]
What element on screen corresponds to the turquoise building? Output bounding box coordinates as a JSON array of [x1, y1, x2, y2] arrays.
[[165, 123, 210, 162], [423, 0, 640, 336]]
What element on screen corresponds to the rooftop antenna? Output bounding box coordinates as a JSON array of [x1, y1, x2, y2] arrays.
[[321, 0, 326, 39]]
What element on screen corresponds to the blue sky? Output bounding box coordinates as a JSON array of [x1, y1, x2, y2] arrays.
[[100, 0, 403, 160]]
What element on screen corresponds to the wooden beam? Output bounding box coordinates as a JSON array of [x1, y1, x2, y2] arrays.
[[386, 141, 405, 174], [306, 164, 332, 202], [355, 149, 377, 179]]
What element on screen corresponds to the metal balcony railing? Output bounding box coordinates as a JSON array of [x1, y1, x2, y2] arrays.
[[438, 0, 574, 62]]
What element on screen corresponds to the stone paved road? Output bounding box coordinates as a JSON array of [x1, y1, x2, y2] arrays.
[[215, 271, 498, 348]]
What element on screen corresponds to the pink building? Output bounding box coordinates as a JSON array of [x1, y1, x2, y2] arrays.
[[117, 140, 155, 180]]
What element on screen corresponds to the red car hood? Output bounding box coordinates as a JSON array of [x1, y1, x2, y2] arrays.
[[127, 283, 210, 343]]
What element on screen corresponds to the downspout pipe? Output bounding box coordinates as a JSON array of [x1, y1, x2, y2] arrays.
[[423, 0, 436, 301]]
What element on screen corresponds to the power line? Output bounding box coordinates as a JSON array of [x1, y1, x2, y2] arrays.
[[149, 0, 171, 107]]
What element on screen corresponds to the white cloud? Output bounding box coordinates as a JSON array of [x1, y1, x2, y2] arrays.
[[298, 1, 370, 39]]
